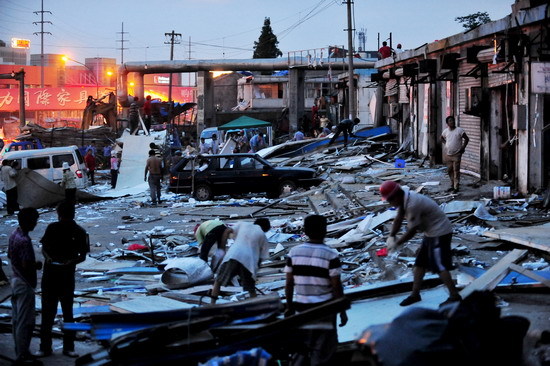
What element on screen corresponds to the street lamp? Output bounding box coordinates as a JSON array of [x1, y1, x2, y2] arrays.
[[62, 56, 98, 98]]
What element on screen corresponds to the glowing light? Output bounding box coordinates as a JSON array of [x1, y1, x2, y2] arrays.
[[211, 71, 232, 78]]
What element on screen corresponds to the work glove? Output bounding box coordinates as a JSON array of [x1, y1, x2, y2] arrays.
[[386, 236, 398, 252]]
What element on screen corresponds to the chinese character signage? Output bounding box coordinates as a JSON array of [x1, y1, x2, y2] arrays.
[[0, 87, 97, 111], [11, 38, 31, 49], [531, 62, 550, 94]]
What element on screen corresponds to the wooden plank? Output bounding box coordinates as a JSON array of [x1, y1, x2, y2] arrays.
[[508, 264, 550, 289], [482, 223, 550, 253], [459, 249, 527, 298]]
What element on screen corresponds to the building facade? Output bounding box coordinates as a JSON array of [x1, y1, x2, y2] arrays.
[[375, 0, 549, 193]]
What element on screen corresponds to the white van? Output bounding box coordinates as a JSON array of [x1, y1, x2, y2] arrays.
[[2, 145, 89, 188]]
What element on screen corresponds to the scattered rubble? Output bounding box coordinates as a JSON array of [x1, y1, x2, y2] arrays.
[[0, 130, 549, 365]]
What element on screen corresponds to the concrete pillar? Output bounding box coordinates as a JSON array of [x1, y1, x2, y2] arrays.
[[135, 73, 144, 102], [197, 71, 214, 134], [288, 69, 305, 132]]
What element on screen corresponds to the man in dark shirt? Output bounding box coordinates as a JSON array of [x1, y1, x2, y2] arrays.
[[8, 207, 41, 365], [36, 201, 89, 358], [328, 118, 360, 147], [129, 96, 140, 135], [145, 149, 163, 204]]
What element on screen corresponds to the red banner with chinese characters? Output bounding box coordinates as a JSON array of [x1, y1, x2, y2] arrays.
[[0, 86, 196, 112], [0, 87, 99, 112]]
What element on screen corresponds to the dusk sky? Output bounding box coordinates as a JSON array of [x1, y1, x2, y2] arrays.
[[1, 0, 512, 64]]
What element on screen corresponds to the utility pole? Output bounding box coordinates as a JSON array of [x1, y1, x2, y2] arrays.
[[116, 22, 129, 64], [164, 30, 181, 122], [33, 0, 51, 89], [345, 0, 356, 120]]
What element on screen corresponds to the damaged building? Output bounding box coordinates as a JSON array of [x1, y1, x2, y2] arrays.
[[374, 0, 550, 194]]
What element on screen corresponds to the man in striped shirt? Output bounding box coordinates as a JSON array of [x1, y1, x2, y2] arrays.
[[284, 214, 348, 365]]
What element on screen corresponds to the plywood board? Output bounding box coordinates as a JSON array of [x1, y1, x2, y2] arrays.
[[109, 295, 194, 313], [482, 223, 550, 253]]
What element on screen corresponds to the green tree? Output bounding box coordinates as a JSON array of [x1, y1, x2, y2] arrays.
[[455, 11, 491, 31], [253, 17, 283, 59]]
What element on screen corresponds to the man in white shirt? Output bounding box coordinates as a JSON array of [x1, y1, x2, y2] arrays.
[[441, 116, 469, 193], [199, 138, 211, 154], [210, 218, 270, 302]]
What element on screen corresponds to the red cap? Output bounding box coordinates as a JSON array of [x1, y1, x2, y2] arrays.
[[380, 181, 401, 200]]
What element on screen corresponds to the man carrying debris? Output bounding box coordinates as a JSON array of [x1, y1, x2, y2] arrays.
[[381, 180, 462, 307], [441, 116, 469, 193], [8, 207, 41, 365], [284, 214, 348, 365], [210, 218, 271, 303], [195, 220, 233, 263], [37, 201, 89, 359], [144, 149, 163, 205], [328, 117, 360, 147]]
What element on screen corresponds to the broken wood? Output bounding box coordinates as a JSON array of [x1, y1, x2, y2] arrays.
[[508, 263, 550, 289], [459, 249, 527, 298]]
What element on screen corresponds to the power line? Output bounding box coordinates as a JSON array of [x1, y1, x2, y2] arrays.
[[117, 22, 129, 64], [33, 0, 52, 88], [164, 30, 181, 117]]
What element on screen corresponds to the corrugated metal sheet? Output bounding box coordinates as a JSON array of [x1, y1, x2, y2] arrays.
[[487, 64, 515, 88], [457, 62, 482, 174], [385, 79, 398, 96], [398, 77, 411, 104]]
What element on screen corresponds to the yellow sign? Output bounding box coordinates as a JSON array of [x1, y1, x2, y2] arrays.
[[11, 38, 31, 49]]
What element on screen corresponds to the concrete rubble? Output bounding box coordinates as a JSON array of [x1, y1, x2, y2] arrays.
[[0, 131, 549, 365]]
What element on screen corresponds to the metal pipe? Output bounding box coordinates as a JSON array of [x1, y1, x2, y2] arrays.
[[117, 57, 375, 106]]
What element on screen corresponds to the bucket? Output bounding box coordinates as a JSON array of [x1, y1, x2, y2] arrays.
[[394, 159, 406, 168], [493, 186, 511, 199]]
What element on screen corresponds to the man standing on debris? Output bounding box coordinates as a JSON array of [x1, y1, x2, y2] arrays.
[[8, 207, 41, 365], [144, 149, 163, 205], [129, 96, 140, 134], [195, 219, 233, 263], [328, 117, 360, 147], [284, 214, 348, 365], [37, 201, 89, 359], [84, 149, 96, 185], [381, 180, 462, 307], [441, 116, 469, 193], [210, 218, 271, 303], [1, 159, 19, 216]]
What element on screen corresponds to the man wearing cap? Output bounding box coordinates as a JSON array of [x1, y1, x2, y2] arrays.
[[380, 180, 461, 307], [61, 162, 77, 205]]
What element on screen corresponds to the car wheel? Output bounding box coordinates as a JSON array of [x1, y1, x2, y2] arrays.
[[279, 180, 297, 196], [194, 184, 212, 201]]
